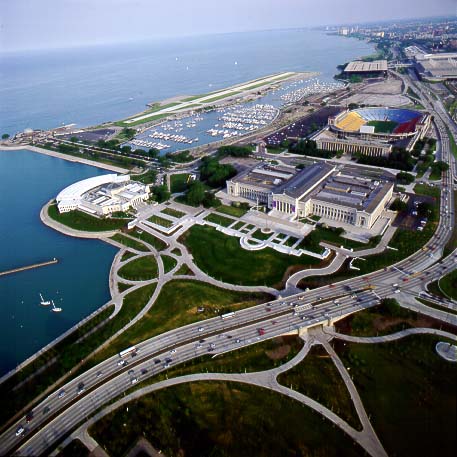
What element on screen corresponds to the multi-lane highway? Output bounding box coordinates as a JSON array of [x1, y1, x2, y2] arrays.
[[2, 77, 457, 456]]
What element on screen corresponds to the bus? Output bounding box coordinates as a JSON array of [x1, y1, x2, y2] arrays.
[[119, 346, 138, 358], [221, 312, 235, 320]]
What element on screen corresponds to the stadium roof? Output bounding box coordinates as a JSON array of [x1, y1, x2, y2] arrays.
[[344, 60, 388, 73]]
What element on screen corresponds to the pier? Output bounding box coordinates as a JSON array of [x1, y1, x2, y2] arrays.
[[0, 258, 58, 277]]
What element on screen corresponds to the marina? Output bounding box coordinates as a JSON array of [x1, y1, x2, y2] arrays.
[[124, 77, 345, 154]]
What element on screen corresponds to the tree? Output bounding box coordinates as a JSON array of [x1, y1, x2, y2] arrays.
[[70, 136, 78, 143], [148, 148, 159, 159], [199, 157, 236, 188], [152, 185, 170, 203], [417, 202, 436, 221], [390, 198, 407, 212], [185, 181, 206, 206], [1, 133, 9, 140], [202, 191, 221, 208], [431, 161, 449, 174], [396, 172, 414, 185], [217, 145, 252, 158]]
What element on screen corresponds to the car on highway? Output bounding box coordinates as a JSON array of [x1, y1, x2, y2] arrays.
[[58, 390, 66, 399], [258, 328, 266, 335], [43, 406, 50, 415], [210, 343, 216, 348], [154, 359, 161, 364], [141, 368, 148, 375], [77, 383, 85, 395], [96, 371, 103, 378], [15, 426, 24, 437], [198, 327, 204, 332], [117, 359, 127, 367], [25, 412, 34, 423], [170, 349, 177, 354]]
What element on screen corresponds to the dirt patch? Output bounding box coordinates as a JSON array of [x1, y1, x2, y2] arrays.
[[266, 344, 291, 360]]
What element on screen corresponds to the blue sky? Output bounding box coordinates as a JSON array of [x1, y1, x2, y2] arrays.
[[1, 0, 455, 51]]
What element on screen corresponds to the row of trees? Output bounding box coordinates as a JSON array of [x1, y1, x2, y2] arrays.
[[199, 157, 237, 188], [288, 139, 335, 159], [356, 147, 415, 171], [217, 145, 253, 158]]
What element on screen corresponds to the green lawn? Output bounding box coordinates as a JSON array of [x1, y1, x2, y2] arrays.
[[215, 204, 248, 217], [118, 256, 158, 281], [56, 439, 89, 457], [437, 269, 457, 300], [120, 251, 135, 262], [337, 335, 457, 457], [366, 120, 398, 133], [161, 255, 177, 274], [446, 126, 457, 159], [170, 173, 189, 193], [278, 345, 361, 430], [91, 280, 270, 363], [181, 225, 322, 287], [48, 204, 129, 232], [131, 169, 157, 184], [147, 214, 174, 228], [251, 228, 273, 241], [414, 183, 440, 199], [128, 229, 168, 251], [300, 223, 436, 288], [204, 213, 235, 227], [111, 234, 149, 252], [90, 381, 365, 457], [298, 226, 366, 254], [161, 207, 186, 218]]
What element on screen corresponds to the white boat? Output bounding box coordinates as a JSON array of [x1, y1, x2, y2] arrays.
[[39, 293, 51, 306], [51, 300, 62, 313]]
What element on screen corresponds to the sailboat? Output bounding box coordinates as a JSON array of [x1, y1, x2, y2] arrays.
[[39, 293, 51, 306], [51, 300, 62, 313]]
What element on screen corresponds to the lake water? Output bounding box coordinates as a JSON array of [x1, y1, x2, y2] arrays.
[[0, 150, 117, 374], [0, 29, 374, 374]]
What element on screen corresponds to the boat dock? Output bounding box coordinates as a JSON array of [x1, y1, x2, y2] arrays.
[[0, 258, 58, 277]]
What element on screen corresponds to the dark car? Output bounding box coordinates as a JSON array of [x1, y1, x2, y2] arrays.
[[25, 412, 34, 423], [154, 359, 161, 364]]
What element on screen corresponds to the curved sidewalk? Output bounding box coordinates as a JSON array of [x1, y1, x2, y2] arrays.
[[323, 327, 457, 344]]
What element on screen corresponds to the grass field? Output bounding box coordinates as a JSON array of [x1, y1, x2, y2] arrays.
[[147, 214, 174, 228], [128, 229, 168, 251], [336, 335, 457, 457], [204, 213, 235, 227], [161, 207, 186, 218], [111, 234, 149, 252], [366, 120, 398, 133], [181, 225, 322, 287], [278, 345, 361, 430], [437, 269, 457, 300], [118, 256, 158, 281], [161, 255, 177, 274], [48, 204, 129, 232], [300, 223, 436, 288], [90, 381, 365, 457], [215, 204, 248, 217], [169, 173, 189, 193], [90, 280, 270, 363]]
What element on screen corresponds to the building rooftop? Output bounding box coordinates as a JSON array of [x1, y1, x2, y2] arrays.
[[274, 163, 335, 199], [344, 60, 388, 73]]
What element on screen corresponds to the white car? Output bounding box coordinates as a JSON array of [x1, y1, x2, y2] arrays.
[[15, 426, 24, 437], [170, 349, 177, 354], [198, 327, 204, 332]]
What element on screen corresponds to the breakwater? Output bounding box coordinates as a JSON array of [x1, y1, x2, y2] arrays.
[[0, 258, 58, 277]]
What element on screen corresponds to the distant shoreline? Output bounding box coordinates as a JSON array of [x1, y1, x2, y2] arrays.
[[0, 145, 129, 173]]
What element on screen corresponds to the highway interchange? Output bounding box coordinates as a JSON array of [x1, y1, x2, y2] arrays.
[[2, 74, 457, 456]]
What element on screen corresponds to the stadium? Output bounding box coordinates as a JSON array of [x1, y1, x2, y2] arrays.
[[311, 107, 431, 157], [329, 107, 427, 139]]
